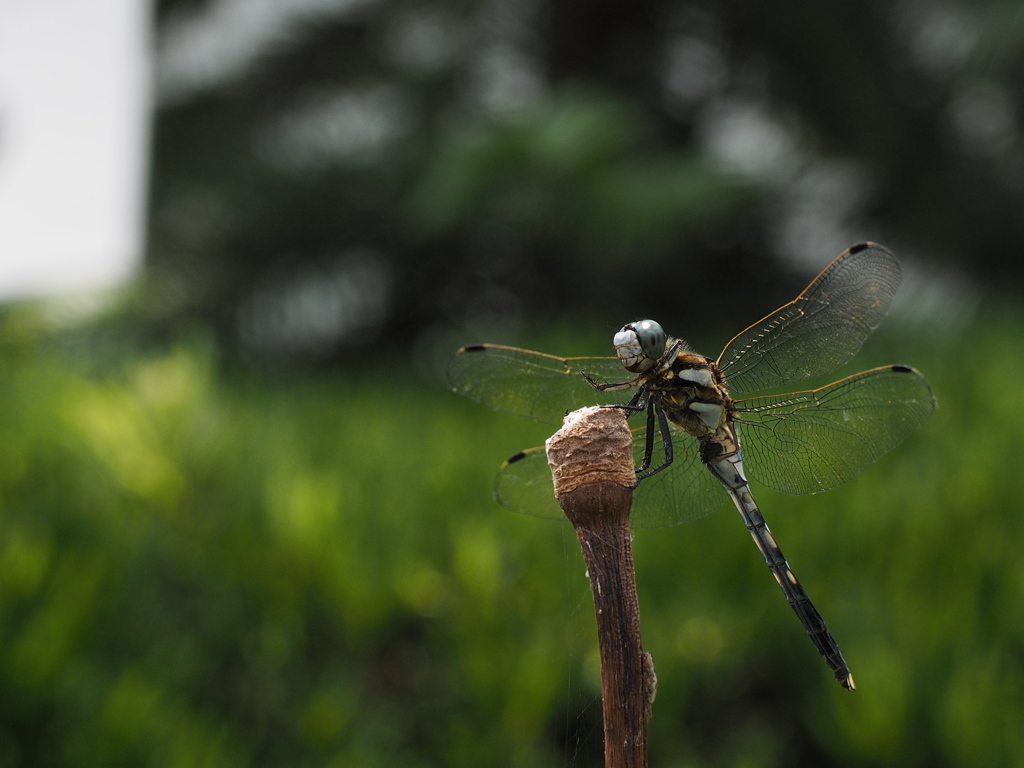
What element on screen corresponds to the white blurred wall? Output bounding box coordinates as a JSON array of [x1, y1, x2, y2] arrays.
[[0, 0, 150, 302]]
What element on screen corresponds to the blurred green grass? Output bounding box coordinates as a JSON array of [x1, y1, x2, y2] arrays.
[[0, 309, 1019, 767]]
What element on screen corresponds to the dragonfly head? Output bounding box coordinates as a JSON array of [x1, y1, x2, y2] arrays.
[[613, 319, 666, 372]]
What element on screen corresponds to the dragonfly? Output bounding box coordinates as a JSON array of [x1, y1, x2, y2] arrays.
[[446, 242, 935, 690]]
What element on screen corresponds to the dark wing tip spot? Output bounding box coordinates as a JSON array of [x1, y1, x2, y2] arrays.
[[891, 363, 914, 373], [462, 344, 487, 353], [848, 240, 892, 256], [505, 450, 529, 464]]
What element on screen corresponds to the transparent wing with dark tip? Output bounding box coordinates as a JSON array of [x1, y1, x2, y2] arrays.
[[447, 344, 633, 426], [734, 365, 936, 495], [493, 446, 563, 521], [718, 242, 902, 393], [494, 423, 725, 528]]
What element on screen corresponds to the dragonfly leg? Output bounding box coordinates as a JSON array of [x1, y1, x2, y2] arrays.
[[566, 381, 649, 423], [582, 369, 635, 392], [636, 404, 657, 474], [623, 383, 649, 412], [593, 382, 648, 419], [636, 405, 675, 480]]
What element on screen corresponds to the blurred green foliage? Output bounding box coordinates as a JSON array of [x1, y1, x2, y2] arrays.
[[408, 91, 748, 247], [0, 307, 1020, 767]]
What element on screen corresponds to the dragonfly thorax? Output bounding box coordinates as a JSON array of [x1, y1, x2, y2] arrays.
[[650, 352, 733, 439], [613, 319, 667, 373]]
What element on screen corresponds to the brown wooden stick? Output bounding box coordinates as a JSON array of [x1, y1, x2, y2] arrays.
[[547, 407, 652, 768]]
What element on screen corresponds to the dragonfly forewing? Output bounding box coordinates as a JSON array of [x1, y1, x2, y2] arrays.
[[734, 365, 936, 495], [718, 242, 901, 393], [447, 344, 631, 425]]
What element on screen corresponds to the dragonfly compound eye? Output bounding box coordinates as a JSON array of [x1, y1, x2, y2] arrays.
[[613, 319, 666, 372], [635, 319, 666, 359]]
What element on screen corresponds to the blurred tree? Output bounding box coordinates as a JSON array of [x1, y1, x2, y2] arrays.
[[146, 0, 1023, 364]]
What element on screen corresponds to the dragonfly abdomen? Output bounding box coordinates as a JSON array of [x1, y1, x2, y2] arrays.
[[703, 433, 856, 690], [739, 495, 855, 690]]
